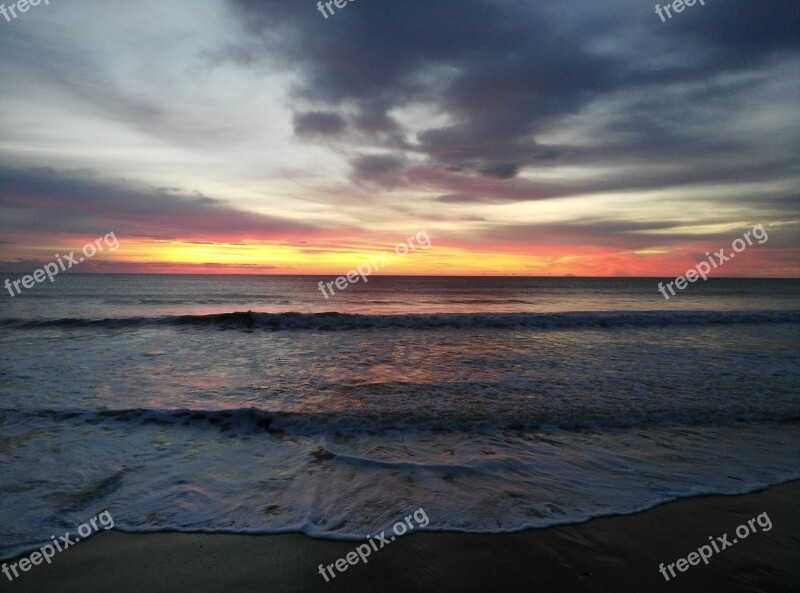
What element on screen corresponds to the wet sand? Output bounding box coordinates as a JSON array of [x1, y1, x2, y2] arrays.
[[7, 481, 799, 593]]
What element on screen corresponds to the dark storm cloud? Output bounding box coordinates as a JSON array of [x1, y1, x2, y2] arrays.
[[677, 0, 800, 57], [228, 0, 609, 175], [350, 154, 408, 187], [0, 167, 316, 240], [226, 0, 799, 199], [293, 111, 347, 137]]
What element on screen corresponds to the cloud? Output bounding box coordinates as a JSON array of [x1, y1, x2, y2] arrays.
[[224, 0, 799, 204], [0, 0, 797, 275], [293, 111, 346, 137], [453, 218, 800, 253], [0, 167, 317, 242], [435, 194, 489, 204], [350, 154, 408, 187]]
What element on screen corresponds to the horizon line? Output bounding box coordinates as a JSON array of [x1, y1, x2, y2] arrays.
[[2, 272, 799, 280]]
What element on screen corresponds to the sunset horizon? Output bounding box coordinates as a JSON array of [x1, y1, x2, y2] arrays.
[[2, 2, 798, 279], [2, 227, 796, 277]]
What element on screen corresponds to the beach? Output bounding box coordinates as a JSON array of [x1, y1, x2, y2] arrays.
[[7, 480, 799, 593], [2, 276, 798, 592], [3, 0, 799, 590]]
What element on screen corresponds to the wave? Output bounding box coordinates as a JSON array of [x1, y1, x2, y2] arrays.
[[4, 309, 800, 331], [4, 406, 798, 437]]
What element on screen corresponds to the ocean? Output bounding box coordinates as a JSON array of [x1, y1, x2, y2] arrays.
[[1, 275, 798, 559]]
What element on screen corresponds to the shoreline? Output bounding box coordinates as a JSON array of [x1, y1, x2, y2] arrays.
[[6, 480, 799, 593], [5, 478, 797, 557]]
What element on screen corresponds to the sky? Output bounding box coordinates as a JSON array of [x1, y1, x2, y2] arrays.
[[0, 0, 798, 276]]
